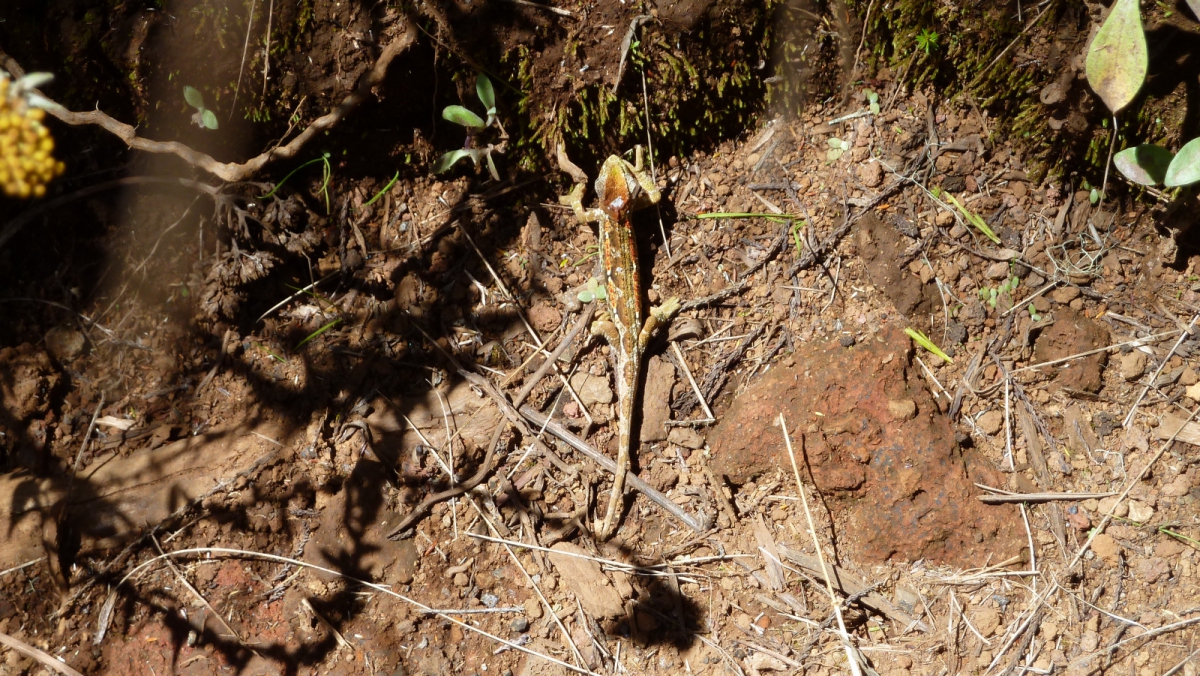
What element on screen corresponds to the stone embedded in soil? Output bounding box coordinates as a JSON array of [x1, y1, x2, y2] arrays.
[[1120, 351, 1148, 381], [570, 371, 614, 407], [1049, 286, 1081, 304], [527, 301, 561, 333], [1127, 500, 1154, 523], [640, 356, 675, 443], [44, 325, 85, 361], [1161, 475, 1193, 497], [977, 410, 1004, 435], [974, 607, 1001, 637], [547, 542, 625, 619], [985, 262, 1011, 280], [708, 324, 1022, 566], [0, 344, 60, 422], [1031, 308, 1110, 393], [1136, 557, 1171, 583], [1091, 533, 1121, 564], [1098, 496, 1129, 518], [857, 160, 883, 188], [668, 426, 705, 449]]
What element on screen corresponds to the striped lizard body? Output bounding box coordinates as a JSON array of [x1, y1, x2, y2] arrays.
[[560, 146, 680, 540]]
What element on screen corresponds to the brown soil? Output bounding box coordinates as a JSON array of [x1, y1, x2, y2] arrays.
[[1, 2, 1200, 676]]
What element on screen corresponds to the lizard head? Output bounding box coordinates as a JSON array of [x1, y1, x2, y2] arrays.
[[595, 154, 655, 221]]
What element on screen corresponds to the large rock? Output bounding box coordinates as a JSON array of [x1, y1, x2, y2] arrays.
[[709, 325, 1021, 567]]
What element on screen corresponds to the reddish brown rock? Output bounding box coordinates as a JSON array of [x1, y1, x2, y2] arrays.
[[708, 325, 1021, 567], [1032, 307, 1110, 392]]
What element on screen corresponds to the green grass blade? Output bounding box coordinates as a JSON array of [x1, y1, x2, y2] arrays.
[[295, 317, 343, 350], [261, 155, 330, 200], [696, 211, 803, 224], [904, 327, 954, 364], [364, 171, 400, 207], [943, 193, 1001, 244]]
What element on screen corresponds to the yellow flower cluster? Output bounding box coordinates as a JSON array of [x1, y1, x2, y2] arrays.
[[0, 74, 64, 199]]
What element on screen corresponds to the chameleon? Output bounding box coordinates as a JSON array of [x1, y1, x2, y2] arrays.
[[560, 146, 681, 541]]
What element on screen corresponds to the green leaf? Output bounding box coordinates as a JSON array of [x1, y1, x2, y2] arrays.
[[577, 289, 595, 303], [485, 151, 500, 181], [201, 109, 219, 130], [183, 85, 205, 110], [1085, 0, 1147, 113], [476, 74, 496, 115], [432, 149, 476, 173], [1114, 144, 1174, 185], [443, 105, 484, 129], [1164, 137, 1200, 187]]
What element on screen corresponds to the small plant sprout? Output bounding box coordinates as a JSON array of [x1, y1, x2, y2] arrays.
[[433, 73, 507, 180], [904, 328, 953, 364], [978, 276, 1020, 310], [183, 86, 219, 130], [576, 277, 608, 303], [826, 137, 849, 161], [915, 29, 939, 55], [1087, 0, 1200, 188], [1028, 304, 1042, 323], [865, 90, 880, 115]]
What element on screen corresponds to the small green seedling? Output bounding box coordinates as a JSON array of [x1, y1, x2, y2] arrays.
[[865, 90, 880, 115], [1087, 0, 1200, 188], [433, 73, 506, 180], [183, 86, 219, 130], [905, 327, 953, 364], [790, 220, 807, 258], [915, 29, 939, 55], [826, 137, 849, 162], [1028, 303, 1042, 323], [576, 277, 608, 303], [979, 276, 1020, 309]]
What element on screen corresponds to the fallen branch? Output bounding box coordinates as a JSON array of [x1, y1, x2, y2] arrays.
[[3, 21, 414, 184]]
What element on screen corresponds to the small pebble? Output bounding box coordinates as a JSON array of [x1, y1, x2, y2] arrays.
[[480, 593, 499, 608], [510, 617, 529, 633], [839, 335, 856, 347]]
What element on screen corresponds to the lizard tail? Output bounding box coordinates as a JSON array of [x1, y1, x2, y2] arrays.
[[598, 397, 635, 540]]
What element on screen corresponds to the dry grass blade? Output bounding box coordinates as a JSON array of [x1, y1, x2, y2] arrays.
[[116, 547, 592, 674], [467, 501, 591, 672], [779, 413, 862, 675], [0, 631, 85, 676], [1068, 403, 1200, 571]]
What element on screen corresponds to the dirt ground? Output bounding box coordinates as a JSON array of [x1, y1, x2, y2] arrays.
[[1, 1, 1200, 675]]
